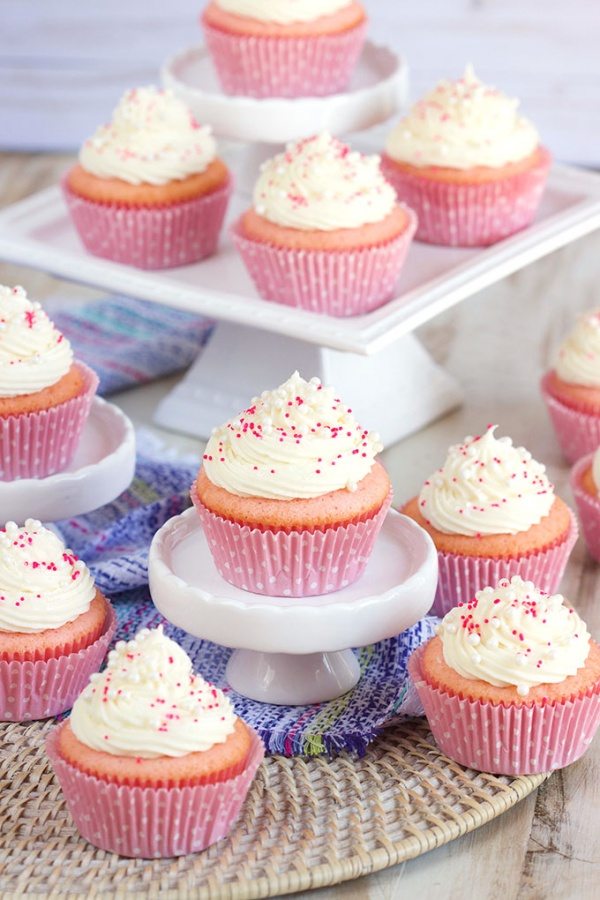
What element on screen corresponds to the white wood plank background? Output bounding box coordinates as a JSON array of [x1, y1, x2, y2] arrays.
[[1, 0, 599, 164]]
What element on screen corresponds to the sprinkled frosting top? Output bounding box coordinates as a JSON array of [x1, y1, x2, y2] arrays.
[[418, 425, 555, 536], [0, 520, 95, 634], [253, 133, 397, 231], [79, 86, 217, 186], [70, 627, 237, 758], [438, 576, 591, 696], [0, 285, 73, 397], [214, 0, 352, 23], [554, 309, 600, 388], [385, 65, 539, 170], [202, 371, 383, 500]]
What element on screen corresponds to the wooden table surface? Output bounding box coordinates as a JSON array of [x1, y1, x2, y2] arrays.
[[1, 153, 599, 899]]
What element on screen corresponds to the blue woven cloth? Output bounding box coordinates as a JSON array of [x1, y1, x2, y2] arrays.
[[57, 441, 438, 758]]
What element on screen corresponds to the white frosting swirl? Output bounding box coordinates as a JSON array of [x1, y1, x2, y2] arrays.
[[202, 370, 383, 500], [0, 520, 95, 634], [418, 425, 555, 536], [253, 133, 396, 231], [0, 285, 73, 397], [79, 86, 217, 186], [214, 0, 352, 24], [70, 627, 237, 758], [555, 309, 600, 388], [439, 576, 591, 696], [385, 65, 539, 170]]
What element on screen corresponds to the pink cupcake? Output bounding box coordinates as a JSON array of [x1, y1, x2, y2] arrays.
[[402, 425, 577, 616], [381, 66, 550, 247], [0, 285, 98, 480], [63, 86, 232, 269], [541, 309, 600, 463], [409, 576, 600, 775], [233, 133, 417, 316], [192, 371, 392, 596], [46, 627, 264, 857], [570, 450, 600, 562], [0, 520, 115, 721], [201, 1, 367, 98]]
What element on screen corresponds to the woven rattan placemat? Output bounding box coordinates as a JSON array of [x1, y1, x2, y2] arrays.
[[0, 717, 546, 897]]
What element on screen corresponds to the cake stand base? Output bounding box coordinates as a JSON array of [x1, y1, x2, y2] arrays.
[[226, 649, 361, 705], [153, 321, 462, 448]]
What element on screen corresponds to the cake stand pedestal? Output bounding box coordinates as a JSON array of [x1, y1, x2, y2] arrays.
[[148, 506, 437, 705]]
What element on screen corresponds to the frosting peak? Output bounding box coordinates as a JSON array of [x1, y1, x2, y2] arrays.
[[0, 285, 73, 397], [418, 425, 555, 536], [202, 370, 383, 499], [0, 519, 95, 633], [555, 309, 600, 388], [70, 627, 236, 758], [253, 133, 396, 231], [439, 576, 591, 695], [79, 86, 217, 186], [214, 0, 352, 23], [385, 65, 539, 170]]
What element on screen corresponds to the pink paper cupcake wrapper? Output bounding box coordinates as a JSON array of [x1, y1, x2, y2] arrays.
[[570, 454, 600, 562], [62, 176, 232, 270], [0, 362, 98, 481], [232, 212, 417, 317], [431, 511, 578, 617], [380, 150, 551, 247], [408, 645, 600, 775], [0, 602, 116, 721], [540, 372, 600, 464], [202, 19, 367, 98], [46, 726, 265, 858], [191, 485, 392, 597]]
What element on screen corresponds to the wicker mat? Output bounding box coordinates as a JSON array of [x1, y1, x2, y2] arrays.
[[0, 717, 546, 897]]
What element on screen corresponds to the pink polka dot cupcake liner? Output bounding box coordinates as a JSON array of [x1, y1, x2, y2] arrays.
[[380, 149, 551, 247], [431, 511, 579, 617], [191, 484, 392, 597], [232, 212, 417, 317], [409, 644, 600, 775], [540, 372, 600, 464], [201, 19, 367, 98], [0, 362, 98, 482], [0, 602, 116, 722], [62, 176, 232, 270], [46, 725, 264, 858], [570, 454, 600, 562]]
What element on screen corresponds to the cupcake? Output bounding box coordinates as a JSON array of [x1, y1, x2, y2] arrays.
[[541, 309, 600, 463], [409, 576, 600, 775], [0, 285, 98, 480], [0, 519, 115, 721], [570, 448, 600, 562], [402, 425, 577, 616], [46, 626, 264, 857], [192, 370, 392, 596], [381, 65, 551, 247], [63, 86, 232, 269], [201, 1, 367, 98], [233, 133, 417, 316]]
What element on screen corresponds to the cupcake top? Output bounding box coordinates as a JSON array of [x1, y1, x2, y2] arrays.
[[554, 309, 600, 388], [213, 0, 352, 23], [0, 285, 73, 398], [70, 626, 236, 758], [253, 133, 396, 231], [438, 576, 591, 696], [418, 425, 555, 536], [202, 370, 383, 499], [0, 519, 95, 634], [79, 86, 217, 186], [385, 65, 539, 170]]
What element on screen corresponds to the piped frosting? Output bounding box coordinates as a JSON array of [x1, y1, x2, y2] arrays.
[[214, 0, 352, 24], [555, 309, 600, 388]]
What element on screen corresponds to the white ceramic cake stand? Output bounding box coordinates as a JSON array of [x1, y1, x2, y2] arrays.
[[0, 398, 136, 524], [148, 507, 438, 705]]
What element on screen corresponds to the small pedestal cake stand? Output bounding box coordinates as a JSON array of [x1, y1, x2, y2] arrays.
[[148, 506, 437, 705]]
